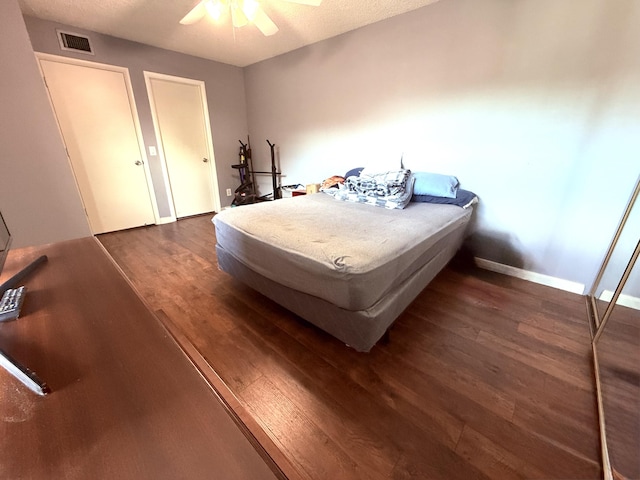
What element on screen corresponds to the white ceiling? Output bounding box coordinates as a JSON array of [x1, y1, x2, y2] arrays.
[[18, 0, 441, 67]]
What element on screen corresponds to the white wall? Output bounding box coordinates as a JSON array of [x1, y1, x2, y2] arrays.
[[0, 0, 90, 248], [24, 16, 249, 213], [244, 0, 640, 288]]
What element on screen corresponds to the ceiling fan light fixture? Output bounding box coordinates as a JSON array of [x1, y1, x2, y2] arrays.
[[204, 0, 225, 20], [181, 0, 321, 35]]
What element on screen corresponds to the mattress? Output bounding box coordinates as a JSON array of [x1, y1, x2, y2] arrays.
[[213, 193, 472, 312]]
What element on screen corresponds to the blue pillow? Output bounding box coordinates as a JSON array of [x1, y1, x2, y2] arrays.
[[413, 172, 459, 198], [345, 167, 364, 179], [412, 189, 477, 208]]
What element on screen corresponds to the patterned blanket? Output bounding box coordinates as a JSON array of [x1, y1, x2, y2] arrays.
[[326, 169, 414, 209]]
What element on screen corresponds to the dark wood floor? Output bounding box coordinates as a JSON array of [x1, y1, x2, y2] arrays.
[[99, 214, 603, 480]]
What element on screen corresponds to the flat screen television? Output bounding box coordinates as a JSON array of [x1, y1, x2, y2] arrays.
[[0, 211, 11, 279], [0, 211, 50, 395], [0, 213, 48, 294]]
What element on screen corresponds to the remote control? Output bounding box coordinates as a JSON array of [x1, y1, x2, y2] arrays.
[[0, 286, 26, 322]]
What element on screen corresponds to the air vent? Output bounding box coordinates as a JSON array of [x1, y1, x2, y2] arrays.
[[57, 30, 94, 55]]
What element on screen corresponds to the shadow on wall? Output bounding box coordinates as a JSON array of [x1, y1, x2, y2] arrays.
[[464, 230, 525, 270]]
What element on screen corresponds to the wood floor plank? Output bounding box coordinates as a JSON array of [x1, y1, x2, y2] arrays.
[[98, 215, 608, 480], [516, 321, 589, 356], [511, 396, 600, 461], [475, 330, 593, 391], [223, 304, 426, 478], [242, 376, 364, 480], [455, 424, 547, 480], [384, 320, 520, 421], [236, 325, 400, 480]]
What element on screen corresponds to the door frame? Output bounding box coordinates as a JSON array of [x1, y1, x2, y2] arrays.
[[143, 71, 221, 220], [36, 53, 162, 228]]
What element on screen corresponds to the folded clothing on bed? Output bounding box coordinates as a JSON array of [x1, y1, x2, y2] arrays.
[[349, 169, 410, 196], [327, 169, 415, 209]]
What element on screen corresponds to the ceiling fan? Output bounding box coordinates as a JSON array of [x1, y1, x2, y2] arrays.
[[180, 0, 322, 36]]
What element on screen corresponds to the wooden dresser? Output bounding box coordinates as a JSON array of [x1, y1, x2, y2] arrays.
[[0, 237, 283, 479]]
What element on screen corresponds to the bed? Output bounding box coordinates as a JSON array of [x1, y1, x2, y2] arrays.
[[213, 186, 474, 352]]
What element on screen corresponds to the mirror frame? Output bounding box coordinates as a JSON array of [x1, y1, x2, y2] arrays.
[[586, 175, 639, 480]]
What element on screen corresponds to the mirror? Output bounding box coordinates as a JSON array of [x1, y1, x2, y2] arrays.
[[596, 258, 639, 480], [592, 190, 640, 326], [588, 176, 639, 480]]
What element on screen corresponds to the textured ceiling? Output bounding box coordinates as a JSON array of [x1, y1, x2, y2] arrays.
[[18, 0, 441, 67]]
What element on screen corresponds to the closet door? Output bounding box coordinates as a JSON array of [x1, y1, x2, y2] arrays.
[[39, 56, 157, 234], [588, 176, 640, 480], [145, 73, 219, 218]]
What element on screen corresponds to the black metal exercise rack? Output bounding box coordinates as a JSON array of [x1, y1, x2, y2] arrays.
[[231, 138, 281, 204], [231, 137, 256, 206]]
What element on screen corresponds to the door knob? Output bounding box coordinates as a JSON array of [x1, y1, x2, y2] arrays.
[[203, 157, 209, 163], [134, 160, 143, 166]]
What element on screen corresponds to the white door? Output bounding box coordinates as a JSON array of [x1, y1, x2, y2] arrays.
[[39, 57, 157, 234], [146, 74, 219, 218]]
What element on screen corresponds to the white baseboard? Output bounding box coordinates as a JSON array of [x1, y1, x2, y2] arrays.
[[474, 257, 585, 295], [599, 290, 640, 311]]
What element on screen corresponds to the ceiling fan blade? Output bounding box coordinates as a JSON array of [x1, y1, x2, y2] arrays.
[[253, 8, 279, 36], [180, 1, 207, 25], [278, 0, 322, 6], [231, 3, 249, 27]]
